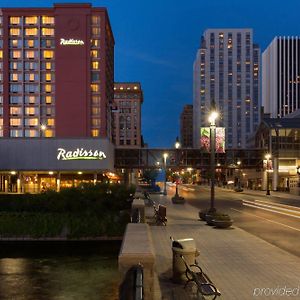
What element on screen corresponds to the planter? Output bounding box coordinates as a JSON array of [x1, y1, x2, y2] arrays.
[[171, 195, 185, 204], [198, 210, 208, 221], [205, 214, 216, 226], [213, 219, 233, 229]]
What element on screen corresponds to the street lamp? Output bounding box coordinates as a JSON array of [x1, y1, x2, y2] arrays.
[[163, 152, 168, 195], [236, 160, 242, 191], [40, 124, 47, 137], [172, 137, 185, 203], [208, 110, 218, 213], [265, 153, 271, 195]]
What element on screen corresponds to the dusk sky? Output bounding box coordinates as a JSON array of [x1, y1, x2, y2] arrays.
[[3, 0, 300, 147]]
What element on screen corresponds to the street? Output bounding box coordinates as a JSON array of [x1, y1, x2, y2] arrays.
[[169, 184, 300, 258]]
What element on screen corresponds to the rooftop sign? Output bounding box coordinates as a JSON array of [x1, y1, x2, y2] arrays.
[[60, 38, 84, 46], [57, 148, 107, 161]]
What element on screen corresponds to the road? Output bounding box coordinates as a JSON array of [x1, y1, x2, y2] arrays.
[[168, 184, 300, 258]]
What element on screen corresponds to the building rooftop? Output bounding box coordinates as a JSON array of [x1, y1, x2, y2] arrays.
[[262, 117, 300, 129]]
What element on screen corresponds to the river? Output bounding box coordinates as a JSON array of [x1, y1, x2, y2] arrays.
[[0, 241, 121, 300]]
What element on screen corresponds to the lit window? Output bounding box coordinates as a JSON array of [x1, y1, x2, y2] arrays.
[[47, 118, 54, 126], [92, 118, 100, 126], [45, 73, 52, 81], [26, 40, 35, 48], [46, 62, 52, 70], [25, 96, 37, 104], [41, 28, 54, 36], [45, 96, 52, 104], [91, 39, 100, 47], [25, 16, 38, 25], [91, 50, 98, 58], [92, 27, 100, 35], [25, 51, 36, 59], [92, 95, 100, 104], [91, 84, 99, 92], [91, 129, 99, 137], [43, 50, 54, 59], [10, 118, 21, 126], [10, 129, 23, 137], [29, 74, 35, 81], [25, 129, 38, 137], [12, 51, 21, 59], [25, 107, 37, 115], [11, 73, 19, 81], [44, 129, 54, 137], [92, 61, 99, 69], [9, 17, 20, 25], [91, 16, 100, 25], [45, 84, 52, 93], [0, 51, 2, 59], [11, 39, 20, 47], [92, 107, 100, 115], [42, 16, 54, 25], [25, 118, 38, 126], [10, 28, 20, 36], [25, 28, 38, 36], [10, 107, 22, 115]]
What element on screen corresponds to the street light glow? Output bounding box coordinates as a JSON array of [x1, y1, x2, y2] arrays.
[[163, 153, 168, 160], [208, 111, 219, 125], [265, 153, 271, 160]]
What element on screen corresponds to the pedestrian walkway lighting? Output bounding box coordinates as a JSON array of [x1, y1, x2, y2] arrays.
[[265, 153, 271, 195], [209, 110, 218, 213], [237, 160, 242, 190], [163, 153, 168, 195]]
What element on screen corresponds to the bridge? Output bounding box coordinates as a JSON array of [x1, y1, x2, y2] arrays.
[[115, 148, 265, 170]]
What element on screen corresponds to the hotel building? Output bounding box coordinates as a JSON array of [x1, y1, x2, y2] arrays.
[[180, 104, 193, 148], [193, 29, 260, 149], [113, 83, 143, 148], [262, 36, 300, 118], [0, 3, 115, 192]]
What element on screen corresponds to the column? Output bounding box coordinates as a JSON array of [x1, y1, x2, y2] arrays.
[[273, 157, 279, 191], [93, 173, 97, 185], [17, 172, 22, 193], [56, 173, 61, 192]]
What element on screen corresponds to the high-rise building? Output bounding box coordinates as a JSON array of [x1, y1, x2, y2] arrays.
[[262, 37, 300, 118], [0, 3, 114, 139], [180, 104, 193, 148], [113, 83, 143, 148], [193, 29, 260, 149], [0, 3, 116, 193]]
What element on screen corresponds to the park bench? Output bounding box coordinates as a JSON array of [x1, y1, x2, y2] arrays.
[[180, 255, 221, 300]]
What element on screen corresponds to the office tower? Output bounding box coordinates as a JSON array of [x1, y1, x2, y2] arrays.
[[262, 36, 300, 118], [193, 29, 260, 148], [180, 104, 193, 148], [113, 83, 143, 147], [0, 3, 114, 139]]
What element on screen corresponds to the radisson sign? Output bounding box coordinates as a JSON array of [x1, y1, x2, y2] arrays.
[[57, 148, 107, 161], [60, 38, 84, 46]]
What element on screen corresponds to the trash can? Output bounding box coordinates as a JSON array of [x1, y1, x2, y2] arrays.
[[171, 237, 200, 283]]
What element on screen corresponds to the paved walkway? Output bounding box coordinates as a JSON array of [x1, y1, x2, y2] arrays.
[[145, 192, 300, 300]]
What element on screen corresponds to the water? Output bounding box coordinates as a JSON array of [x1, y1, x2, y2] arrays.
[[0, 241, 121, 300]]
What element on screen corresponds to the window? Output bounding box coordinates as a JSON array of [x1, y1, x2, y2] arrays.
[[10, 28, 21, 36], [9, 17, 21, 25], [92, 107, 100, 115], [25, 28, 38, 36], [41, 62, 53, 70], [45, 95, 52, 104], [25, 129, 38, 137], [10, 84, 22, 93], [47, 118, 54, 126], [25, 95, 37, 104], [91, 16, 101, 25], [25, 39, 38, 48], [10, 39, 21, 48], [41, 39, 54, 48], [10, 118, 21, 126], [10, 107, 22, 115], [45, 73, 52, 81], [91, 61, 99, 70], [91, 50, 98, 58], [10, 73, 20, 81], [44, 129, 54, 137], [25, 84, 38, 93], [92, 95, 100, 104], [25, 107, 37, 116], [0, 51, 2, 59], [25, 50, 37, 59], [44, 84, 52, 93], [10, 96, 22, 104], [24, 73, 37, 82], [25, 62, 38, 70], [42, 16, 54, 25], [10, 129, 23, 137], [92, 27, 100, 35], [91, 129, 99, 137], [91, 39, 100, 47], [41, 28, 54, 36], [91, 72, 100, 81], [43, 50, 54, 59], [92, 118, 100, 126], [25, 118, 38, 126], [11, 50, 21, 59], [25, 16, 38, 25], [91, 84, 99, 92]]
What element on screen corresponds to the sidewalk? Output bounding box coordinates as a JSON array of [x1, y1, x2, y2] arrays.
[[146, 193, 300, 300]]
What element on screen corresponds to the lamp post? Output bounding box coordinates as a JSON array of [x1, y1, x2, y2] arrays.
[[172, 137, 185, 203], [208, 111, 218, 213], [40, 124, 47, 137], [236, 160, 242, 191], [265, 153, 271, 195], [163, 152, 168, 195]]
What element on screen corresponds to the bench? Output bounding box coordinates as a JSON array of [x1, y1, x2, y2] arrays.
[[154, 204, 167, 226], [180, 255, 221, 300]]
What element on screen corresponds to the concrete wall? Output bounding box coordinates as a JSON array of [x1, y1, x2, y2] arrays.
[[119, 223, 155, 300]]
